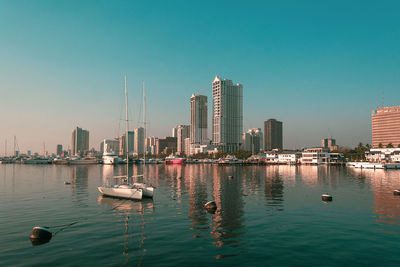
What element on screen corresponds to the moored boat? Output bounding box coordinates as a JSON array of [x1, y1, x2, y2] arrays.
[[165, 154, 185, 165]]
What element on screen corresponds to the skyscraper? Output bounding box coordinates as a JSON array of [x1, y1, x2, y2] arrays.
[[212, 76, 243, 153], [134, 127, 144, 155], [242, 128, 263, 154], [372, 106, 400, 148], [56, 144, 63, 156], [177, 125, 190, 155], [264, 119, 283, 151], [190, 93, 208, 145], [71, 127, 89, 156], [172, 125, 179, 138], [119, 131, 134, 156]]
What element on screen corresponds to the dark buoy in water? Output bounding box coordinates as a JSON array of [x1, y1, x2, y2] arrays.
[[30, 226, 52, 246], [228, 175, 233, 179], [322, 194, 333, 202], [204, 201, 217, 213], [393, 189, 400, 195], [64, 181, 71, 185]]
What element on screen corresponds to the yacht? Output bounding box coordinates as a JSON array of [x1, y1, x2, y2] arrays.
[[165, 154, 185, 165], [102, 142, 118, 165]]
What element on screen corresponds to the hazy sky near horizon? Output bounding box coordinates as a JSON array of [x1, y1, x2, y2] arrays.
[[1, 0, 400, 154]]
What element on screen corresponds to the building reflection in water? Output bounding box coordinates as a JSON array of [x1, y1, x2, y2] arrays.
[[350, 168, 400, 227], [210, 165, 245, 250], [70, 165, 89, 204], [188, 165, 209, 238], [264, 166, 284, 212], [97, 196, 154, 266], [165, 165, 186, 201]]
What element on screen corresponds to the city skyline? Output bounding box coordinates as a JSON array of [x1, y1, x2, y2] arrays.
[[1, 1, 400, 153]]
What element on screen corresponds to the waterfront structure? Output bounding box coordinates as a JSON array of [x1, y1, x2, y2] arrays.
[[371, 106, 400, 148], [56, 144, 63, 156], [100, 138, 119, 154], [156, 137, 177, 155], [321, 138, 338, 151], [71, 127, 89, 156], [264, 119, 283, 151], [176, 125, 190, 155], [242, 128, 263, 154], [119, 131, 134, 157], [190, 94, 208, 145], [300, 148, 329, 164], [134, 127, 145, 156], [212, 75, 243, 153], [365, 148, 400, 163]]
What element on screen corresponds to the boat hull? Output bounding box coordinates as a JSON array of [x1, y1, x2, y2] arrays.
[[133, 183, 154, 198], [98, 186, 143, 200], [165, 159, 185, 165]]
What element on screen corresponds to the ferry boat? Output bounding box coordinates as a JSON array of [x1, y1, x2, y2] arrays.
[[68, 156, 98, 165], [165, 154, 185, 165]]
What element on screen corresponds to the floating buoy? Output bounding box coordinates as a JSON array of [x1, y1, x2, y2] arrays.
[[64, 181, 71, 185], [228, 175, 233, 179], [204, 201, 217, 213], [30, 226, 52, 246], [393, 189, 400, 196], [322, 194, 333, 202]]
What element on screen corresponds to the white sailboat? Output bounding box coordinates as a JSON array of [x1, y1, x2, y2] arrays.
[[133, 81, 155, 198], [98, 76, 143, 200]]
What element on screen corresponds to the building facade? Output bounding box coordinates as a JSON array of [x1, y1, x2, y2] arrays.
[[156, 137, 177, 155], [321, 137, 338, 151], [212, 75, 243, 153], [56, 144, 63, 156], [372, 106, 400, 148], [100, 138, 119, 154], [71, 127, 89, 156], [177, 125, 190, 155], [264, 119, 283, 151], [134, 127, 144, 156], [190, 94, 208, 145], [119, 131, 134, 156], [242, 128, 263, 154]]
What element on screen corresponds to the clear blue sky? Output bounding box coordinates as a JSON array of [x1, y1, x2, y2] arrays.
[[1, 0, 399, 154]]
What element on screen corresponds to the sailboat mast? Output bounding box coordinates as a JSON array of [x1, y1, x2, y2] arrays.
[[125, 75, 129, 177], [143, 80, 146, 167]]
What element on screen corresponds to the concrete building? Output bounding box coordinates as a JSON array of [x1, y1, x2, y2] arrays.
[[156, 137, 177, 155], [184, 137, 191, 156], [366, 148, 400, 163], [172, 126, 179, 138], [176, 125, 190, 155], [372, 106, 400, 148], [264, 119, 283, 151], [242, 128, 263, 154], [119, 131, 134, 156], [146, 136, 157, 155], [190, 94, 208, 146], [56, 144, 63, 156], [321, 137, 338, 151], [212, 75, 243, 153], [134, 127, 145, 156], [71, 127, 89, 156], [300, 148, 329, 164], [100, 138, 119, 154]]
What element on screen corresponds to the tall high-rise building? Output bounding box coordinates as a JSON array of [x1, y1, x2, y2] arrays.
[[146, 136, 157, 155], [134, 127, 145, 155], [242, 128, 263, 154], [119, 131, 134, 156], [56, 144, 63, 156], [321, 138, 338, 151], [172, 126, 179, 138], [177, 125, 190, 155], [190, 94, 208, 145], [212, 76, 243, 153], [264, 119, 283, 151], [71, 127, 89, 156], [372, 106, 400, 148]]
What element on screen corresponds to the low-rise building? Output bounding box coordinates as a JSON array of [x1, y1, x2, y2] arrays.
[[365, 148, 400, 163]]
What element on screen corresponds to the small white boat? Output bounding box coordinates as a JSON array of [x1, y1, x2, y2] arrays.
[[98, 184, 143, 200]]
